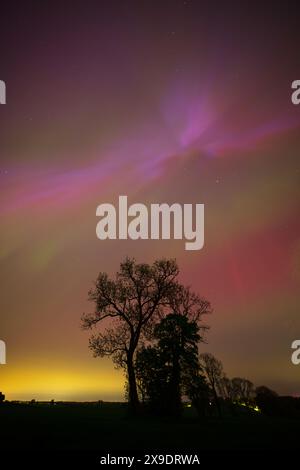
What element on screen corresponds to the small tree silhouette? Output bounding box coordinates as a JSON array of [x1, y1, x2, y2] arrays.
[[231, 377, 254, 405], [199, 353, 224, 417]]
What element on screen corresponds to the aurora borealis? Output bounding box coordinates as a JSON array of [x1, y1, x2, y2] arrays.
[[0, 1, 300, 400]]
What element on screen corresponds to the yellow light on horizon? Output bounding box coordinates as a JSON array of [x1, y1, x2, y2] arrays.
[[0, 364, 124, 401]]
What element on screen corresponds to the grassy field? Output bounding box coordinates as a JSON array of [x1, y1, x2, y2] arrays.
[[0, 401, 299, 452]]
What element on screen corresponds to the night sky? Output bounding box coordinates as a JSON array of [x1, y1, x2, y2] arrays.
[[1, 1, 300, 400]]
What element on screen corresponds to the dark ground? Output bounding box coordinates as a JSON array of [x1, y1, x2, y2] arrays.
[[0, 401, 298, 451]]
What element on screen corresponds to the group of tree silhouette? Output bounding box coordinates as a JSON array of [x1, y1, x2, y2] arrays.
[[82, 257, 298, 418]]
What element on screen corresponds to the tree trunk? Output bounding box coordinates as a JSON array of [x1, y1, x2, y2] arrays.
[[127, 353, 139, 415]]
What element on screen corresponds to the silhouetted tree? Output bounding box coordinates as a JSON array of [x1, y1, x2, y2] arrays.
[[255, 385, 278, 416], [199, 353, 223, 417], [135, 313, 205, 416], [82, 258, 211, 414], [185, 370, 211, 418], [156, 313, 202, 416], [231, 377, 254, 405], [135, 346, 168, 411], [217, 376, 256, 415], [217, 376, 232, 400], [217, 376, 238, 415]]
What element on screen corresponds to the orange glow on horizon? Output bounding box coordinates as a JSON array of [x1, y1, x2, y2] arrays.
[[0, 362, 125, 401]]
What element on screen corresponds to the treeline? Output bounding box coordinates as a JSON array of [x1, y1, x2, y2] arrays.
[[131, 312, 299, 418], [83, 257, 299, 418]]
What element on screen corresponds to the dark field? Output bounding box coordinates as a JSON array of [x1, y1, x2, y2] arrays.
[[0, 402, 298, 451]]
